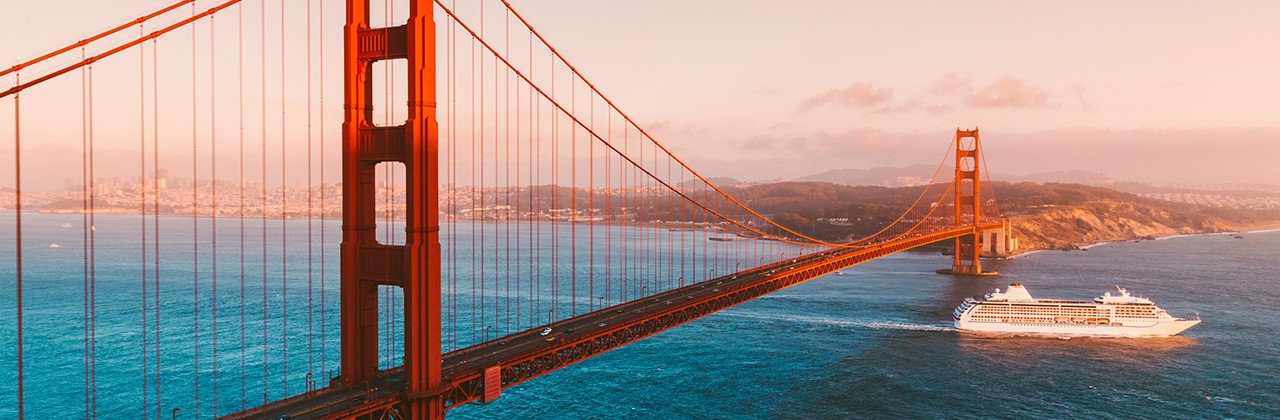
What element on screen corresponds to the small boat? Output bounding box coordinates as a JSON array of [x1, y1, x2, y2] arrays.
[[48, 243, 60, 248]]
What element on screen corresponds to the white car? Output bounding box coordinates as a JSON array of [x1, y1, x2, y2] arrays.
[[540, 327, 553, 336]]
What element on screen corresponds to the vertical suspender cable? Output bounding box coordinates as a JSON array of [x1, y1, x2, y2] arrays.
[[280, 0, 290, 393], [452, 0, 461, 349], [237, 2, 247, 410], [509, 10, 519, 332], [447, 0, 457, 350], [528, 24, 536, 327], [260, 0, 269, 403], [492, 11, 500, 331], [479, 0, 488, 341], [570, 77, 576, 315], [209, 13, 219, 415], [526, 25, 534, 328], [505, 8, 512, 335], [191, 4, 201, 413], [319, 0, 329, 380], [13, 71, 24, 420], [604, 110, 610, 304], [469, 36, 476, 345], [588, 91, 594, 311], [152, 39, 163, 420], [137, 26, 150, 416], [305, 0, 314, 384], [527, 29, 537, 327], [547, 46, 552, 321], [81, 49, 90, 417], [88, 58, 99, 420], [616, 122, 622, 299]]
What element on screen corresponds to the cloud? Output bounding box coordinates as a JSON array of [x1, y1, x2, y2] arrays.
[[927, 73, 973, 96], [1068, 84, 1092, 110], [707, 127, 1280, 185], [924, 74, 1053, 109], [869, 101, 953, 116], [963, 77, 1050, 108], [798, 75, 1052, 115], [798, 82, 893, 112]]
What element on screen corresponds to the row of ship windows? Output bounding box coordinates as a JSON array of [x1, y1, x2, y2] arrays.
[[972, 307, 1158, 318], [970, 316, 1119, 323], [971, 314, 1157, 322], [974, 308, 1156, 315], [973, 314, 1158, 320], [974, 309, 1107, 315]]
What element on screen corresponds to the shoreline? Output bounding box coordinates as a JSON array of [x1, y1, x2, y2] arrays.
[[1003, 221, 1280, 259]]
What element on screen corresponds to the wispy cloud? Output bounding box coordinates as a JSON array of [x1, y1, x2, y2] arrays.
[[927, 73, 973, 96], [706, 127, 1280, 185], [798, 82, 893, 112], [926, 74, 1051, 108], [804, 74, 1053, 116], [963, 77, 1050, 108]]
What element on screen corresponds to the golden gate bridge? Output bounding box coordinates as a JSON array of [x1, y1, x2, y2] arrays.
[[1, 1, 1009, 418]]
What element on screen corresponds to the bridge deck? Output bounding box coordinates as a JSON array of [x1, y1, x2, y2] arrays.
[[221, 224, 999, 419]]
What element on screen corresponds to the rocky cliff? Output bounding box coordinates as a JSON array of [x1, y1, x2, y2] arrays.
[[1008, 201, 1233, 252]]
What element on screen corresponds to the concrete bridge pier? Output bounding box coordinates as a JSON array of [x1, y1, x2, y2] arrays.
[[936, 221, 1015, 276], [981, 220, 1016, 258]]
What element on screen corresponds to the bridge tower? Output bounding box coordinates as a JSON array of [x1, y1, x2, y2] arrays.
[[341, 0, 443, 418], [939, 128, 997, 276]]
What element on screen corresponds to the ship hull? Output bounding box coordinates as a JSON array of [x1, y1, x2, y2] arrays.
[[955, 318, 1200, 337]]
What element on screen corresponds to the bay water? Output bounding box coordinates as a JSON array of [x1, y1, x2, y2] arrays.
[[1, 213, 1276, 418]]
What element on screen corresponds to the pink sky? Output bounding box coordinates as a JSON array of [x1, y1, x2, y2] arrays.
[[2, 0, 1279, 190]]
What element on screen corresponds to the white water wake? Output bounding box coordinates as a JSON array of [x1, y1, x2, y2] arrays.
[[717, 312, 954, 332]]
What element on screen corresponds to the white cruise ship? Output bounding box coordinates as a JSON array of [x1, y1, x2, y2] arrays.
[[953, 283, 1200, 337]]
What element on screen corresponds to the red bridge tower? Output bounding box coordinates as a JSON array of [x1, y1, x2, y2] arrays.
[[340, 0, 443, 418], [938, 128, 998, 276]]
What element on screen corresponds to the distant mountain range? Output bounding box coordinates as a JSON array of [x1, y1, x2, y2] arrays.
[[780, 165, 1280, 208], [793, 165, 1128, 187]]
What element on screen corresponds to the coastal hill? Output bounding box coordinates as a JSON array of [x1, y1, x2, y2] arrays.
[[717, 181, 1280, 252], [992, 182, 1278, 251]]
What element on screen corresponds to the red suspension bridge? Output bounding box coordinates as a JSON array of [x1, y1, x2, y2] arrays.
[[1, 1, 1010, 419]]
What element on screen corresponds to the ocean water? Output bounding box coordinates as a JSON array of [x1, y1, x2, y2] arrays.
[[449, 230, 1280, 419], [1, 213, 1277, 418]]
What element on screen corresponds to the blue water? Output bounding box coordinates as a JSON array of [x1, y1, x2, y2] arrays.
[[450, 231, 1280, 419], [1, 213, 1277, 418]]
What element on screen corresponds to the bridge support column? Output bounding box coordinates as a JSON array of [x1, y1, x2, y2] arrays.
[[980, 220, 1015, 258], [402, 0, 444, 418], [341, 0, 444, 418], [938, 128, 998, 276]]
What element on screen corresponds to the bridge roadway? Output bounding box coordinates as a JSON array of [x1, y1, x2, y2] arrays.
[[223, 223, 999, 419]]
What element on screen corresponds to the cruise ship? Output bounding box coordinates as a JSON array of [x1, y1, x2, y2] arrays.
[[952, 283, 1200, 336]]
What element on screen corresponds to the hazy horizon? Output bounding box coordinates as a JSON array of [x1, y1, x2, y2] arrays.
[[3, 1, 1278, 190]]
